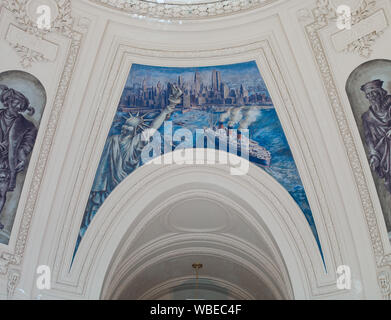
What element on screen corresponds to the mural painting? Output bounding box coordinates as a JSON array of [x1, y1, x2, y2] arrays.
[[346, 59, 391, 241], [0, 70, 46, 244], [74, 61, 322, 258]]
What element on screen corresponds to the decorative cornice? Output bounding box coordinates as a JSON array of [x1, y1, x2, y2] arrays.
[[89, 0, 278, 20]]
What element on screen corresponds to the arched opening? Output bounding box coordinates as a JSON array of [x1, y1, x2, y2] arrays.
[[71, 150, 323, 299], [101, 194, 293, 300]]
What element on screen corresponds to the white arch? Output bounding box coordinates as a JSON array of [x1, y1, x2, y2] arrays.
[[102, 233, 291, 300], [140, 276, 256, 300], [70, 149, 324, 299]]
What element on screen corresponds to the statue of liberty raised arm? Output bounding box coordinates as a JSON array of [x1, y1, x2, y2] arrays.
[[79, 83, 183, 239]]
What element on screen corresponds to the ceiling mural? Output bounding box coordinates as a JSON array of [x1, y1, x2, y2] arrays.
[[346, 59, 391, 242], [0, 70, 46, 245], [72, 61, 322, 260]]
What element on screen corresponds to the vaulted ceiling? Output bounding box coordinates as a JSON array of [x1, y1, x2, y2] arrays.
[[0, 0, 390, 300]]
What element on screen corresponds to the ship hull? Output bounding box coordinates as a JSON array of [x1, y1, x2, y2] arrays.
[[203, 129, 271, 167]]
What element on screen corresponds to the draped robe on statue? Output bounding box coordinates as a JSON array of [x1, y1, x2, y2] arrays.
[[80, 132, 143, 237], [362, 97, 391, 191], [0, 110, 36, 190], [74, 83, 181, 256]]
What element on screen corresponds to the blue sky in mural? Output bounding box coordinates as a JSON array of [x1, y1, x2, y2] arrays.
[[72, 61, 322, 262]]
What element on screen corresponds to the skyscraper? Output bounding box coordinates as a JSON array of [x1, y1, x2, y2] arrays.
[[194, 72, 201, 95], [178, 75, 184, 88], [142, 79, 147, 92], [211, 70, 222, 92], [221, 83, 229, 99]]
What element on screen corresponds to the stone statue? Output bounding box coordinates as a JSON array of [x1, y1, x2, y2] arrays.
[[0, 85, 37, 229], [361, 79, 391, 192], [79, 83, 183, 239]]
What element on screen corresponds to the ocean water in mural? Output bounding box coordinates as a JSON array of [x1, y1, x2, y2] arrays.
[[0, 70, 46, 245], [74, 61, 321, 257]]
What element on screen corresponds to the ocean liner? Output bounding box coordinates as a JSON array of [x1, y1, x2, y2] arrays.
[[204, 122, 271, 167]]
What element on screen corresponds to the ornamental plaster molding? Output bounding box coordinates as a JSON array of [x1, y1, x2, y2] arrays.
[[88, 0, 279, 19], [3, 0, 74, 67], [378, 269, 391, 299], [4, 0, 73, 38], [0, 0, 85, 279], [8, 43, 50, 68], [49, 27, 348, 297], [6, 269, 20, 299], [303, 0, 391, 298], [310, 0, 386, 58]]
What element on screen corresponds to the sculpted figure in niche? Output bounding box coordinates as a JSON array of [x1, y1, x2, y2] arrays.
[[361, 80, 391, 192], [80, 83, 183, 238], [0, 85, 37, 229]]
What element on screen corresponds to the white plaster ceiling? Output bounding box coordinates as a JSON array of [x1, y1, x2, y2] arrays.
[[119, 187, 277, 260], [101, 188, 293, 300], [116, 254, 277, 300], [164, 198, 231, 233]]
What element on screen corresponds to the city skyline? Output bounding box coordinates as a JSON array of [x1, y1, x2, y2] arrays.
[[125, 61, 268, 92], [119, 61, 272, 110]]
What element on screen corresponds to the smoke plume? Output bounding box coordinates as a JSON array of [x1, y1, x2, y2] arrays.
[[239, 107, 260, 130]]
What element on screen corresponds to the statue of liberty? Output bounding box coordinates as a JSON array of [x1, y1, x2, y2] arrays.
[[79, 83, 183, 240]]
